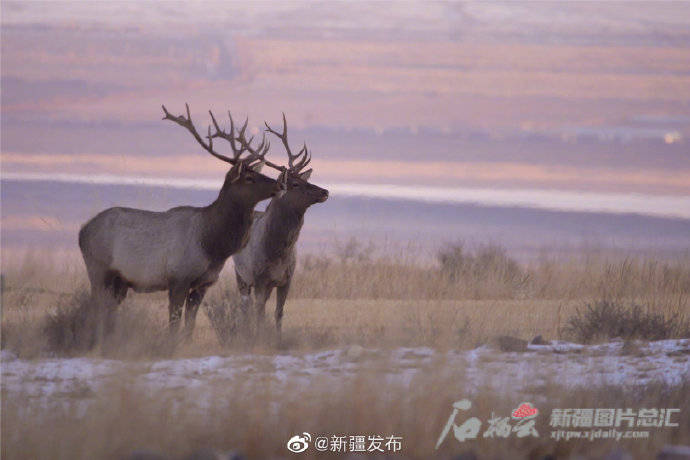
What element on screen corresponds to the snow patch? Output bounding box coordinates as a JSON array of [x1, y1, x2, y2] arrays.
[[2, 340, 688, 415]]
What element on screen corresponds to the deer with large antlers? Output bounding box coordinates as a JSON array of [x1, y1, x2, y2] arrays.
[[78, 104, 287, 339], [233, 113, 329, 339]]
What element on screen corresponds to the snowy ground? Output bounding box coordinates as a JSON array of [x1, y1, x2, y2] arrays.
[[2, 339, 689, 415]]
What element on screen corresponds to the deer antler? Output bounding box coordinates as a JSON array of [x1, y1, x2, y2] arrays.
[[207, 109, 247, 162], [162, 103, 240, 164], [207, 108, 286, 172], [234, 125, 272, 168], [229, 115, 289, 173], [163, 103, 292, 173], [209, 110, 271, 168], [161, 103, 246, 165], [265, 113, 312, 174]]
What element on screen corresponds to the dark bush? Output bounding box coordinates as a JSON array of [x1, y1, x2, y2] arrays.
[[44, 291, 101, 353], [438, 242, 527, 287], [565, 300, 690, 343], [334, 237, 375, 264], [44, 291, 170, 357]]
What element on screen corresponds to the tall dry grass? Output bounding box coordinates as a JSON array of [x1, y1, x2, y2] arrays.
[[1, 242, 689, 359], [293, 242, 690, 306]]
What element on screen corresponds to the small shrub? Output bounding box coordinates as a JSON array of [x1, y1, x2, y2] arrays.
[[438, 243, 465, 282], [565, 300, 690, 343], [44, 291, 170, 357], [334, 237, 374, 264], [300, 254, 331, 272], [44, 291, 101, 353], [437, 242, 528, 288]]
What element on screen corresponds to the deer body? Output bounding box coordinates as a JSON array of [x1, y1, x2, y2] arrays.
[[233, 136, 328, 336], [80, 206, 214, 294], [233, 201, 303, 329]]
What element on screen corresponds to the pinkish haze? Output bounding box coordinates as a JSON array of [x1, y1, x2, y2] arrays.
[[2, 1, 690, 197]]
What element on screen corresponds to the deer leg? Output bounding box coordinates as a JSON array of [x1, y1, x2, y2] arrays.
[[85, 269, 125, 339], [84, 261, 114, 336], [168, 284, 189, 335], [183, 285, 209, 340], [275, 278, 292, 340], [102, 273, 128, 335], [253, 284, 272, 337], [235, 271, 252, 328], [90, 282, 117, 345], [85, 260, 105, 303], [110, 274, 128, 305]]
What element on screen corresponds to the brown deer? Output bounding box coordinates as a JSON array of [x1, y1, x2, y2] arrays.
[[78, 104, 287, 338], [233, 114, 329, 339]]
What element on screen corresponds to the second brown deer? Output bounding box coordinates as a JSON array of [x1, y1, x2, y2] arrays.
[[233, 113, 329, 339]]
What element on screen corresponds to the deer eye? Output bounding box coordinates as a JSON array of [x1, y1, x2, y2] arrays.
[[245, 176, 255, 183]]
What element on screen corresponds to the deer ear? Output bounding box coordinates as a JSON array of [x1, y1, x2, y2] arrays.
[[298, 169, 312, 181], [250, 162, 264, 173]]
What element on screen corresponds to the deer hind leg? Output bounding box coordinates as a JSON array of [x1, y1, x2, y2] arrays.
[[101, 271, 128, 335], [84, 261, 121, 339], [183, 284, 209, 340], [167, 284, 189, 335], [84, 259, 113, 305]]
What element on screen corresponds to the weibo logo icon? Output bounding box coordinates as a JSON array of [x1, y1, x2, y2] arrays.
[[286, 432, 311, 453]]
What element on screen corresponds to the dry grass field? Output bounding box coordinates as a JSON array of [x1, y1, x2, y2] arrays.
[[1, 243, 689, 459], [3, 243, 688, 355]]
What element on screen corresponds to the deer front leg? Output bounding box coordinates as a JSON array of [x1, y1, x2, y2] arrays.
[[168, 284, 189, 335], [275, 277, 293, 340], [235, 271, 253, 329], [183, 285, 209, 340], [253, 284, 272, 337]]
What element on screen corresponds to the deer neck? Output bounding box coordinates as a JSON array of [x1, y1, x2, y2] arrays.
[[262, 198, 305, 259], [201, 190, 255, 262]]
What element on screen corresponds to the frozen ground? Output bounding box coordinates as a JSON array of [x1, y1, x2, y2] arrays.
[[2, 339, 688, 415]]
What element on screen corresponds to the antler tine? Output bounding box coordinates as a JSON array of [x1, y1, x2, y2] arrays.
[[235, 127, 266, 164], [238, 117, 249, 141], [235, 129, 287, 172], [293, 142, 312, 171], [216, 111, 275, 168], [227, 111, 235, 143], [227, 110, 240, 160], [252, 132, 266, 154], [264, 113, 294, 157], [162, 103, 235, 164], [208, 109, 247, 160], [250, 135, 272, 164]]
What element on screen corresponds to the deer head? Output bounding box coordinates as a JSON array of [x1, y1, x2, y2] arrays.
[[265, 113, 329, 209], [162, 104, 287, 205]]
